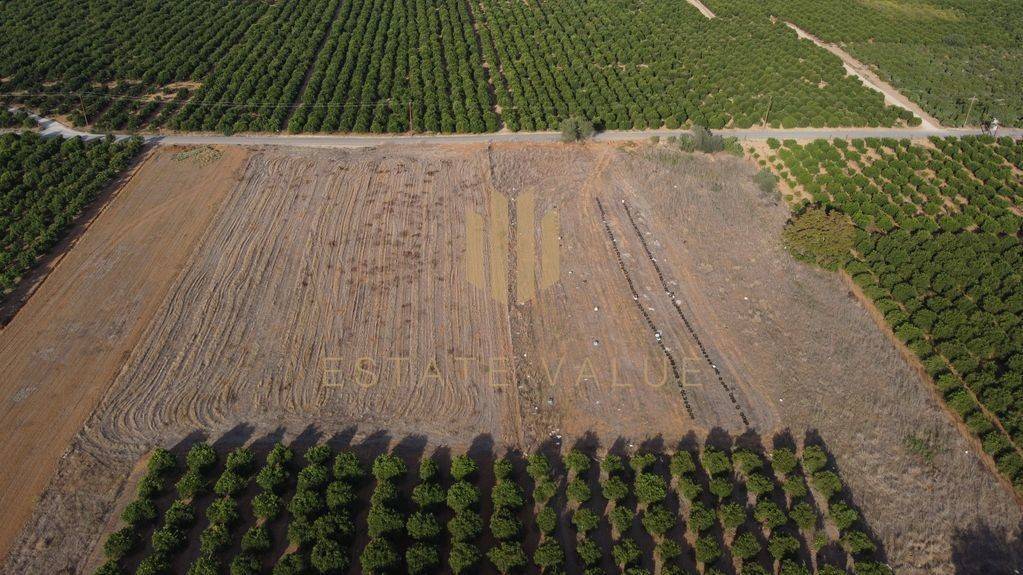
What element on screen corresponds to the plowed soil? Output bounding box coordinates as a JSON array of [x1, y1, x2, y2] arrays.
[[1, 143, 1019, 574]]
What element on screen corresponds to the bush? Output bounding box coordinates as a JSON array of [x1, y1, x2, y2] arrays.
[[782, 209, 857, 271], [769, 533, 800, 560], [103, 527, 137, 560], [560, 116, 596, 142], [572, 508, 600, 533], [577, 538, 602, 565], [147, 448, 177, 477], [612, 538, 642, 567], [360, 538, 399, 573], [186, 442, 217, 471], [492, 481, 525, 509], [333, 452, 363, 480], [447, 481, 480, 512], [230, 553, 261, 575], [692, 125, 725, 153], [412, 482, 446, 508], [372, 453, 407, 481], [407, 511, 443, 540], [176, 469, 207, 499], [448, 510, 483, 541], [634, 472, 667, 504], [253, 491, 283, 520], [207, 497, 240, 525], [566, 477, 592, 502], [565, 450, 591, 474], [271, 553, 305, 575], [449, 541, 481, 574], [641, 503, 676, 535], [534, 539, 565, 570], [755, 169, 779, 199], [601, 476, 629, 501], [407, 542, 441, 574], [121, 498, 158, 526], [451, 454, 479, 481], [536, 506, 558, 535], [311, 538, 348, 574], [488, 541, 527, 573], [489, 507, 522, 539], [305, 445, 333, 465], [694, 536, 722, 564], [240, 525, 271, 553], [732, 531, 762, 560], [610, 506, 634, 533]]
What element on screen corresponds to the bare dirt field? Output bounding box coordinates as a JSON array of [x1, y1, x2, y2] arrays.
[[0, 145, 248, 564], [1, 143, 1020, 574]]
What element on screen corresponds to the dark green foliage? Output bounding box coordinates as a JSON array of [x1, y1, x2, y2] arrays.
[[768, 533, 801, 560], [782, 208, 857, 270], [640, 503, 676, 535], [732, 531, 762, 560], [609, 506, 634, 534], [449, 541, 481, 574], [103, 527, 137, 560], [186, 442, 217, 471], [694, 536, 722, 565], [446, 481, 480, 512], [688, 501, 716, 533], [360, 538, 399, 573], [448, 510, 483, 541], [560, 117, 596, 142], [488, 541, 528, 573], [601, 476, 629, 501], [407, 542, 441, 575], [407, 511, 443, 540], [0, 133, 142, 300], [566, 477, 592, 503], [634, 472, 667, 504], [450, 454, 478, 481], [533, 539, 565, 570], [536, 506, 558, 535], [612, 538, 642, 567], [572, 508, 600, 533], [372, 453, 406, 481]]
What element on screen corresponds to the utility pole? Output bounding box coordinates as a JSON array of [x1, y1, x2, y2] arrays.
[[762, 95, 774, 127], [78, 93, 89, 126], [963, 95, 978, 128]]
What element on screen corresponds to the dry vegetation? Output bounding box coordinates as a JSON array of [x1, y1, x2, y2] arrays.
[[0, 143, 1019, 574]]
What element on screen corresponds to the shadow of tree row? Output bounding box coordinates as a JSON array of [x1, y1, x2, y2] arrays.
[[105, 425, 1020, 575]]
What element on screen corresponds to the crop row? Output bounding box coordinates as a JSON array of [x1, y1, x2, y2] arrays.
[[96, 439, 889, 575], [0, 132, 143, 300], [764, 136, 1023, 491], [707, 0, 1022, 126], [0, 0, 915, 133]]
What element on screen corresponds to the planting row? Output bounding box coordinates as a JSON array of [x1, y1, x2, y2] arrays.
[[0, 132, 143, 300], [96, 438, 888, 574], [0, 0, 914, 133], [765, 136, 1023, 491]]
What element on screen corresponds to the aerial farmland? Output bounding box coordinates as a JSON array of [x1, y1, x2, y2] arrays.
[[0, 1, 1021, 574]]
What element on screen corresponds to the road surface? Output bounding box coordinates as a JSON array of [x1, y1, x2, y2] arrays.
[[10, 108, 1022, 148]]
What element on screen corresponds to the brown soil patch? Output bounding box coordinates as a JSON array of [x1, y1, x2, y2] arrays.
[[0, 146, 247, 564], [1, 143, 1019, 574]]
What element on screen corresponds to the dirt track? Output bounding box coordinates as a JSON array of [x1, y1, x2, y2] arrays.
[[1, 143, 1020, 573]]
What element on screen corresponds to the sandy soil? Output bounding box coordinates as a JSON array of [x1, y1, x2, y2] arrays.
[[1, 143, 1019, 574], [0, 146, 248, 563]]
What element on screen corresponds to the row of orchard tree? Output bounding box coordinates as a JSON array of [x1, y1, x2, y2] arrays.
[[97, 438, 890, 575], [768, 136, 1023, 492], [0, 132, 142, 298], [1, 0, 918, 135]]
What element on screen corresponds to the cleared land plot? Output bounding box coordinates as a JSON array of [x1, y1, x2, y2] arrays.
[[0, 145, 248, 563], [1, 144, 1020, 574]]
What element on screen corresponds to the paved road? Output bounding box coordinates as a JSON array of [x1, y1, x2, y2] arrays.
[[11, 108, 1022, 148]]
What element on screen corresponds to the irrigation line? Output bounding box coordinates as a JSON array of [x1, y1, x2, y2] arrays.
[[595, 197, 695, 419], [621, 200, 750, 427]]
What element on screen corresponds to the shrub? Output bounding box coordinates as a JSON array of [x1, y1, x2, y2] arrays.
[[121, 498, 158, 526], [732, 531, 762, 560], [372, 453, 406, 481], [333, 452, 363, 480], [694, 536, 721, 564], [489, 507, 522, 539], [566, 450, 591, 474], [534, 539, 565, 570], [147, 448, 177, 477], [451, 454, 478, 481], [688, 501, 715, 533], [670, 451, 696, 476], [186, 442, 217, 471], [447, 481, 480, 512], [692, 125, 725, 153], [536, 506, 558, 535], [701, 448, 731, 476], [634, 472, 667, 504], [200, 523, 231, 554], [449, 541, 481, 574], [601, 476, 629, 501], [103, 527, 137, 560], [572, 508, 600, 533], [229, 553, 260, 575], [271, 553, 305, 575], [448, 510, 483, 541], [641, 503, 676, 535], [719, 502, 746, 531], [802, 445, 828, 474], [768, 533, 800, 560], [305, 445, 333, 466], [613, 538, 642, 567], [782, 209, 857, 270], [186, 557, 220, 575], [492, 481, 525, 509], [407, 511, 443, 540], [488, 541, 527, 573], [240, 525, 271, 553], [610, 506, 634, 534], [412, 482, 446, 508], [176, 469, 207, 499], [151, 525, 186, 555], [207, 497, 240, 525], [311, 538, 348, 573], [789, 501, 818, 531], [771, 448, 798, 476], [407, 542, 441, 574], [577, 538, 602, 565], [560, 116, 596, 142], [360, 538, 399, 573], [567, 477, 592, 502], [253, 491, 283, 520], [367, 506, 405, 537]]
